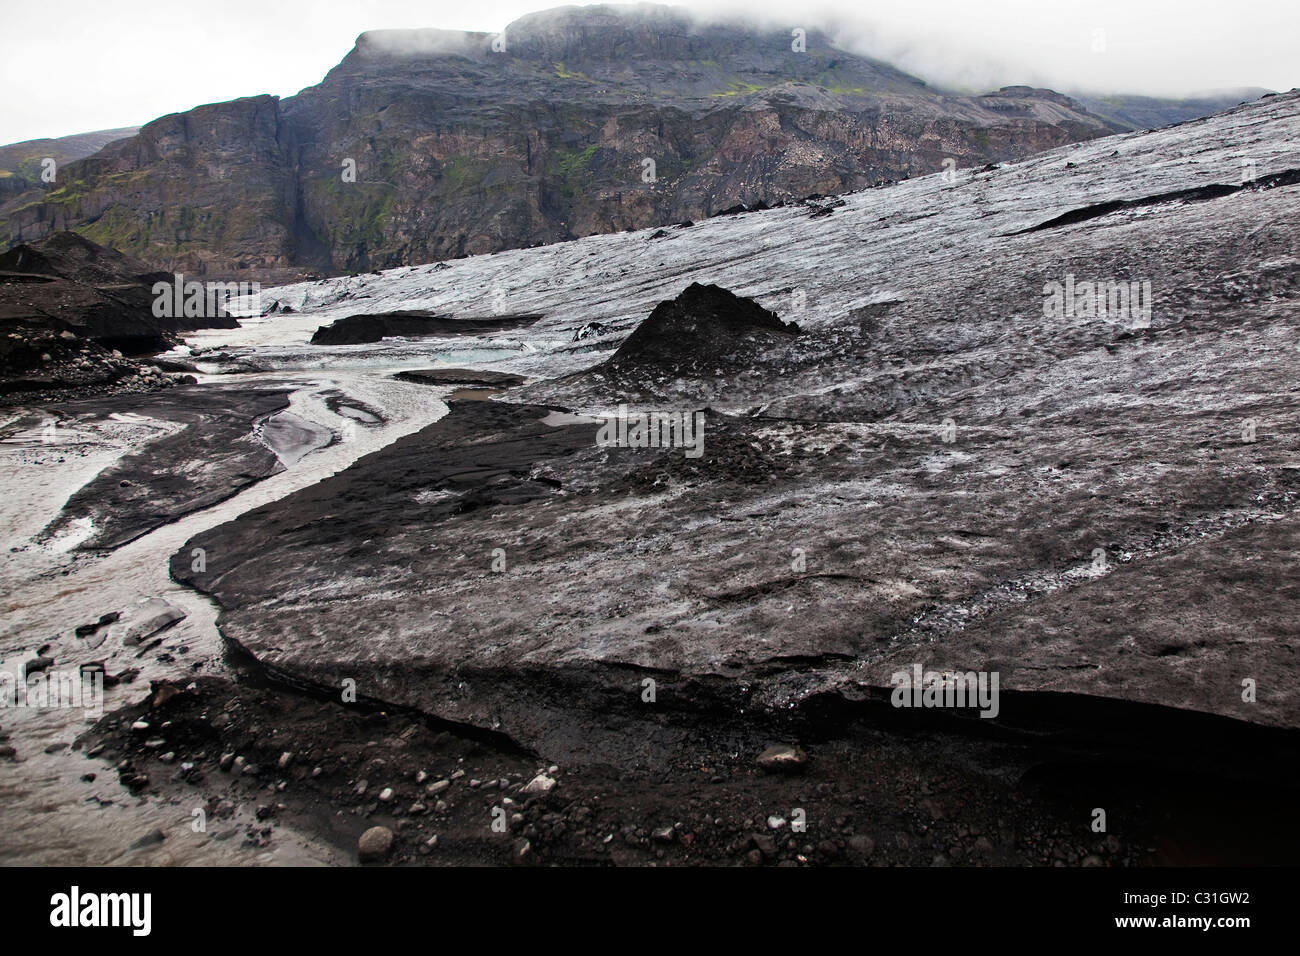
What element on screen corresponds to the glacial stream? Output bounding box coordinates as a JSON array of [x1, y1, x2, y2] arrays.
[[0, 361, 451, 865]]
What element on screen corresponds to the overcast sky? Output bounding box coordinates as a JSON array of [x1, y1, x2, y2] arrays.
[[3, 0, 1296, 145]]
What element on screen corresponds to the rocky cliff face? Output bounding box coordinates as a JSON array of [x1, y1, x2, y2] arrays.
[[0, 4, 1125, 281], [0, 126, 140, 202]]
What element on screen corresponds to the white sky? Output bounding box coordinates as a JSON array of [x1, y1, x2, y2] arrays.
[[2, 0, 1296, 145]]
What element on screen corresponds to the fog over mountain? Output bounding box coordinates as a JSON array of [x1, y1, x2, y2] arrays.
[[2, 0, 1294, 144]]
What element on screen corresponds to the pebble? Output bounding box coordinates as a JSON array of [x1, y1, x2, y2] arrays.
[[129, 828, 166, 850], [756, 744, 808, 774], [522, 773, 556, 795], [358, 826, 394, 862], [23, 656, 55, 678], [749, 834, 777, 857]]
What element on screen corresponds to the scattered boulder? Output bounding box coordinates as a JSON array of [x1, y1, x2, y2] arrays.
[[74, 612, 120, 638], [122, 600, 186, 645], [358, 825, 394, 862], [598, 282, 799, 382], [22, 656, 54, 679], [572, 322, 611, 342], [756, 743, 808, 774], [522, 773, 556, 795], [129, 828, 166, 850], [847, 834, 875, 859]]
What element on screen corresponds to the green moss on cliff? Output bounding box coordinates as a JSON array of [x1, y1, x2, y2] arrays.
[[440, 156, 489, 193], [554, 144, 598, 178], [77, 204, 148, 253], [553, 62, 590, 81], [547, 144, 600, 204], [712, 80, 767, 98]]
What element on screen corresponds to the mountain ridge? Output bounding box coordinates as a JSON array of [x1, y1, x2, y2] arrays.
[[0, 4, 1267, 282]]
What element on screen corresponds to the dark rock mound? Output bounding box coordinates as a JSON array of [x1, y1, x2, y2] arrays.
[[0, 231, 169, 289], [0, 315, 195, 407], [600, 283, 799, 380], [395, 368, 525, 388], [0, 271, 170, 354], [311, 311, 542, 345], [0, 232, 237, 357]]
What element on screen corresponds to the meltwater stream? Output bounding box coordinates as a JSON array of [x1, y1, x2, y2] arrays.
[[0, 367, 450, 865]]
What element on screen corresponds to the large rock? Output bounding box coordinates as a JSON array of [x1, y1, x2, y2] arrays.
[[357, 826, 394, 863], [597, 282, 799, 384], [756, 744, 808, 774]]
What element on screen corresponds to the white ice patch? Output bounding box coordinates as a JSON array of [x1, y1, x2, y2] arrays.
[[45, 516, 95, 553], [413, 488, 461, 506]]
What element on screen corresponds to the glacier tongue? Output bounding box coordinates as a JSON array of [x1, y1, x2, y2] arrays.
[[170, 90, 1300, 764]]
